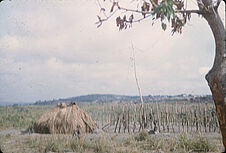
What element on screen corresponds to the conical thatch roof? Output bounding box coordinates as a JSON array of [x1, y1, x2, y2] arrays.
[[33, 102, 97, 134]]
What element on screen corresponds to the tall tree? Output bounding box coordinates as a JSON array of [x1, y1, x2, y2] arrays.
[[96, 0, 225, 150]]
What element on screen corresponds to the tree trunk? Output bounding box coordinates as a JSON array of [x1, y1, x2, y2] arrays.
[[202, 4, 226, 150]]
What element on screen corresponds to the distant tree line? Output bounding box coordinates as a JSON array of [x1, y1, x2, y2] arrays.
[[34, 94, 213, 105]]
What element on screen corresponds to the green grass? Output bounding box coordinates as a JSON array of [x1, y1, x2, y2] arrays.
[[92, 137, 112, 153], [0, 130, 220, 153], [24, 135, 113, 153], [0, 137, 3, 152], [134, 131, 149, 141], [177, 133, 216, 152], [25, 135, 70, 152], [122, 132, 217, 153], [0, 105, 52, 129]]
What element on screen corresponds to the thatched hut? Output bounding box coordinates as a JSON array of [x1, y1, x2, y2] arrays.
[[33, 102, 97, 134]]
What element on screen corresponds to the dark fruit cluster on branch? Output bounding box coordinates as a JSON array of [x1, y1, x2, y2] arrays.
[[174, 0, 184, 10], [151, 0, 187, 34], [141, 2, 150, 17], [116, 14, 133, 31], [171, 12, 191, 34]]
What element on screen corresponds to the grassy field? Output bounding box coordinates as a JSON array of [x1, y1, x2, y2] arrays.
[[0, 105, 52, 130], [0, 102, 224, 153]]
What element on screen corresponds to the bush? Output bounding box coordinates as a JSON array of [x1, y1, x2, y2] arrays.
[[178, 133, 192, 151], [70, 137, 89, 152], [190, 136, 216, 152], [93, 137, 111, 153], [44, 141, 60, 153], [177, 133, 216, 152], [123, 137, 135, 146], [146, 137, 160, 150], [135, 131, 149, 141]]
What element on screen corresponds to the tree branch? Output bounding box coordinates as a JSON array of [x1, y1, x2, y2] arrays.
[[214, 0, 222, 9], [119, 7, 152, 15], [95, 2, 203, 28], [95, 9, 118, 26], [175, 9, 203, 14], [125, 15, 152, 23], [120, 6, 203, 15], [201, 0, 212, 7]]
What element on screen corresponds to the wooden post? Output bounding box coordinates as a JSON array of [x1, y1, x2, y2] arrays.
[[128, 109, 130, 133], [114, 114, 120, 133], [118, 116, 122, 133], [133, 103, 137, 133], [190, 109, 193, 133], [157, 103, 161, 133]]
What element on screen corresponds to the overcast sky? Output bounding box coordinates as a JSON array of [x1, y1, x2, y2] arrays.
[[0, 0, 225, 103]]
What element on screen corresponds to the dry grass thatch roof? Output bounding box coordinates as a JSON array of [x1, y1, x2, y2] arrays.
[[33, 102, 97, 134]]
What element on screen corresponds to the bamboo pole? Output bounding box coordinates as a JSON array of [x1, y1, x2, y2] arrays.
[[131, 43, 145, 129]]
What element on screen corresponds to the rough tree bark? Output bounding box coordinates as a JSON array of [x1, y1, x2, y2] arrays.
[[201, 0, 226, 150]]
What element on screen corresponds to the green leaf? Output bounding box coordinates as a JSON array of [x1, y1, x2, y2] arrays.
[[168, 5, 175, 18], [163, 6, 167, 16], [161, 22, 167, 31], [166, 6, 171, 21], [168, 0, 173, 5], [153, 5, 162, 15]]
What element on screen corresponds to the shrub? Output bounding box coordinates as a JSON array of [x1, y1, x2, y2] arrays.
[[190, 136, 216, 152], [135, 131, 149, 141], [177, 133, 192, 151], [146, 137, 161, 150], [123, 137, 135, 146], [70, 137, 89, 152], [177, 133, 216, 152], [44, 141, 60, 153], [93, 137, 111, 153], [5, 133, 11, 139]]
